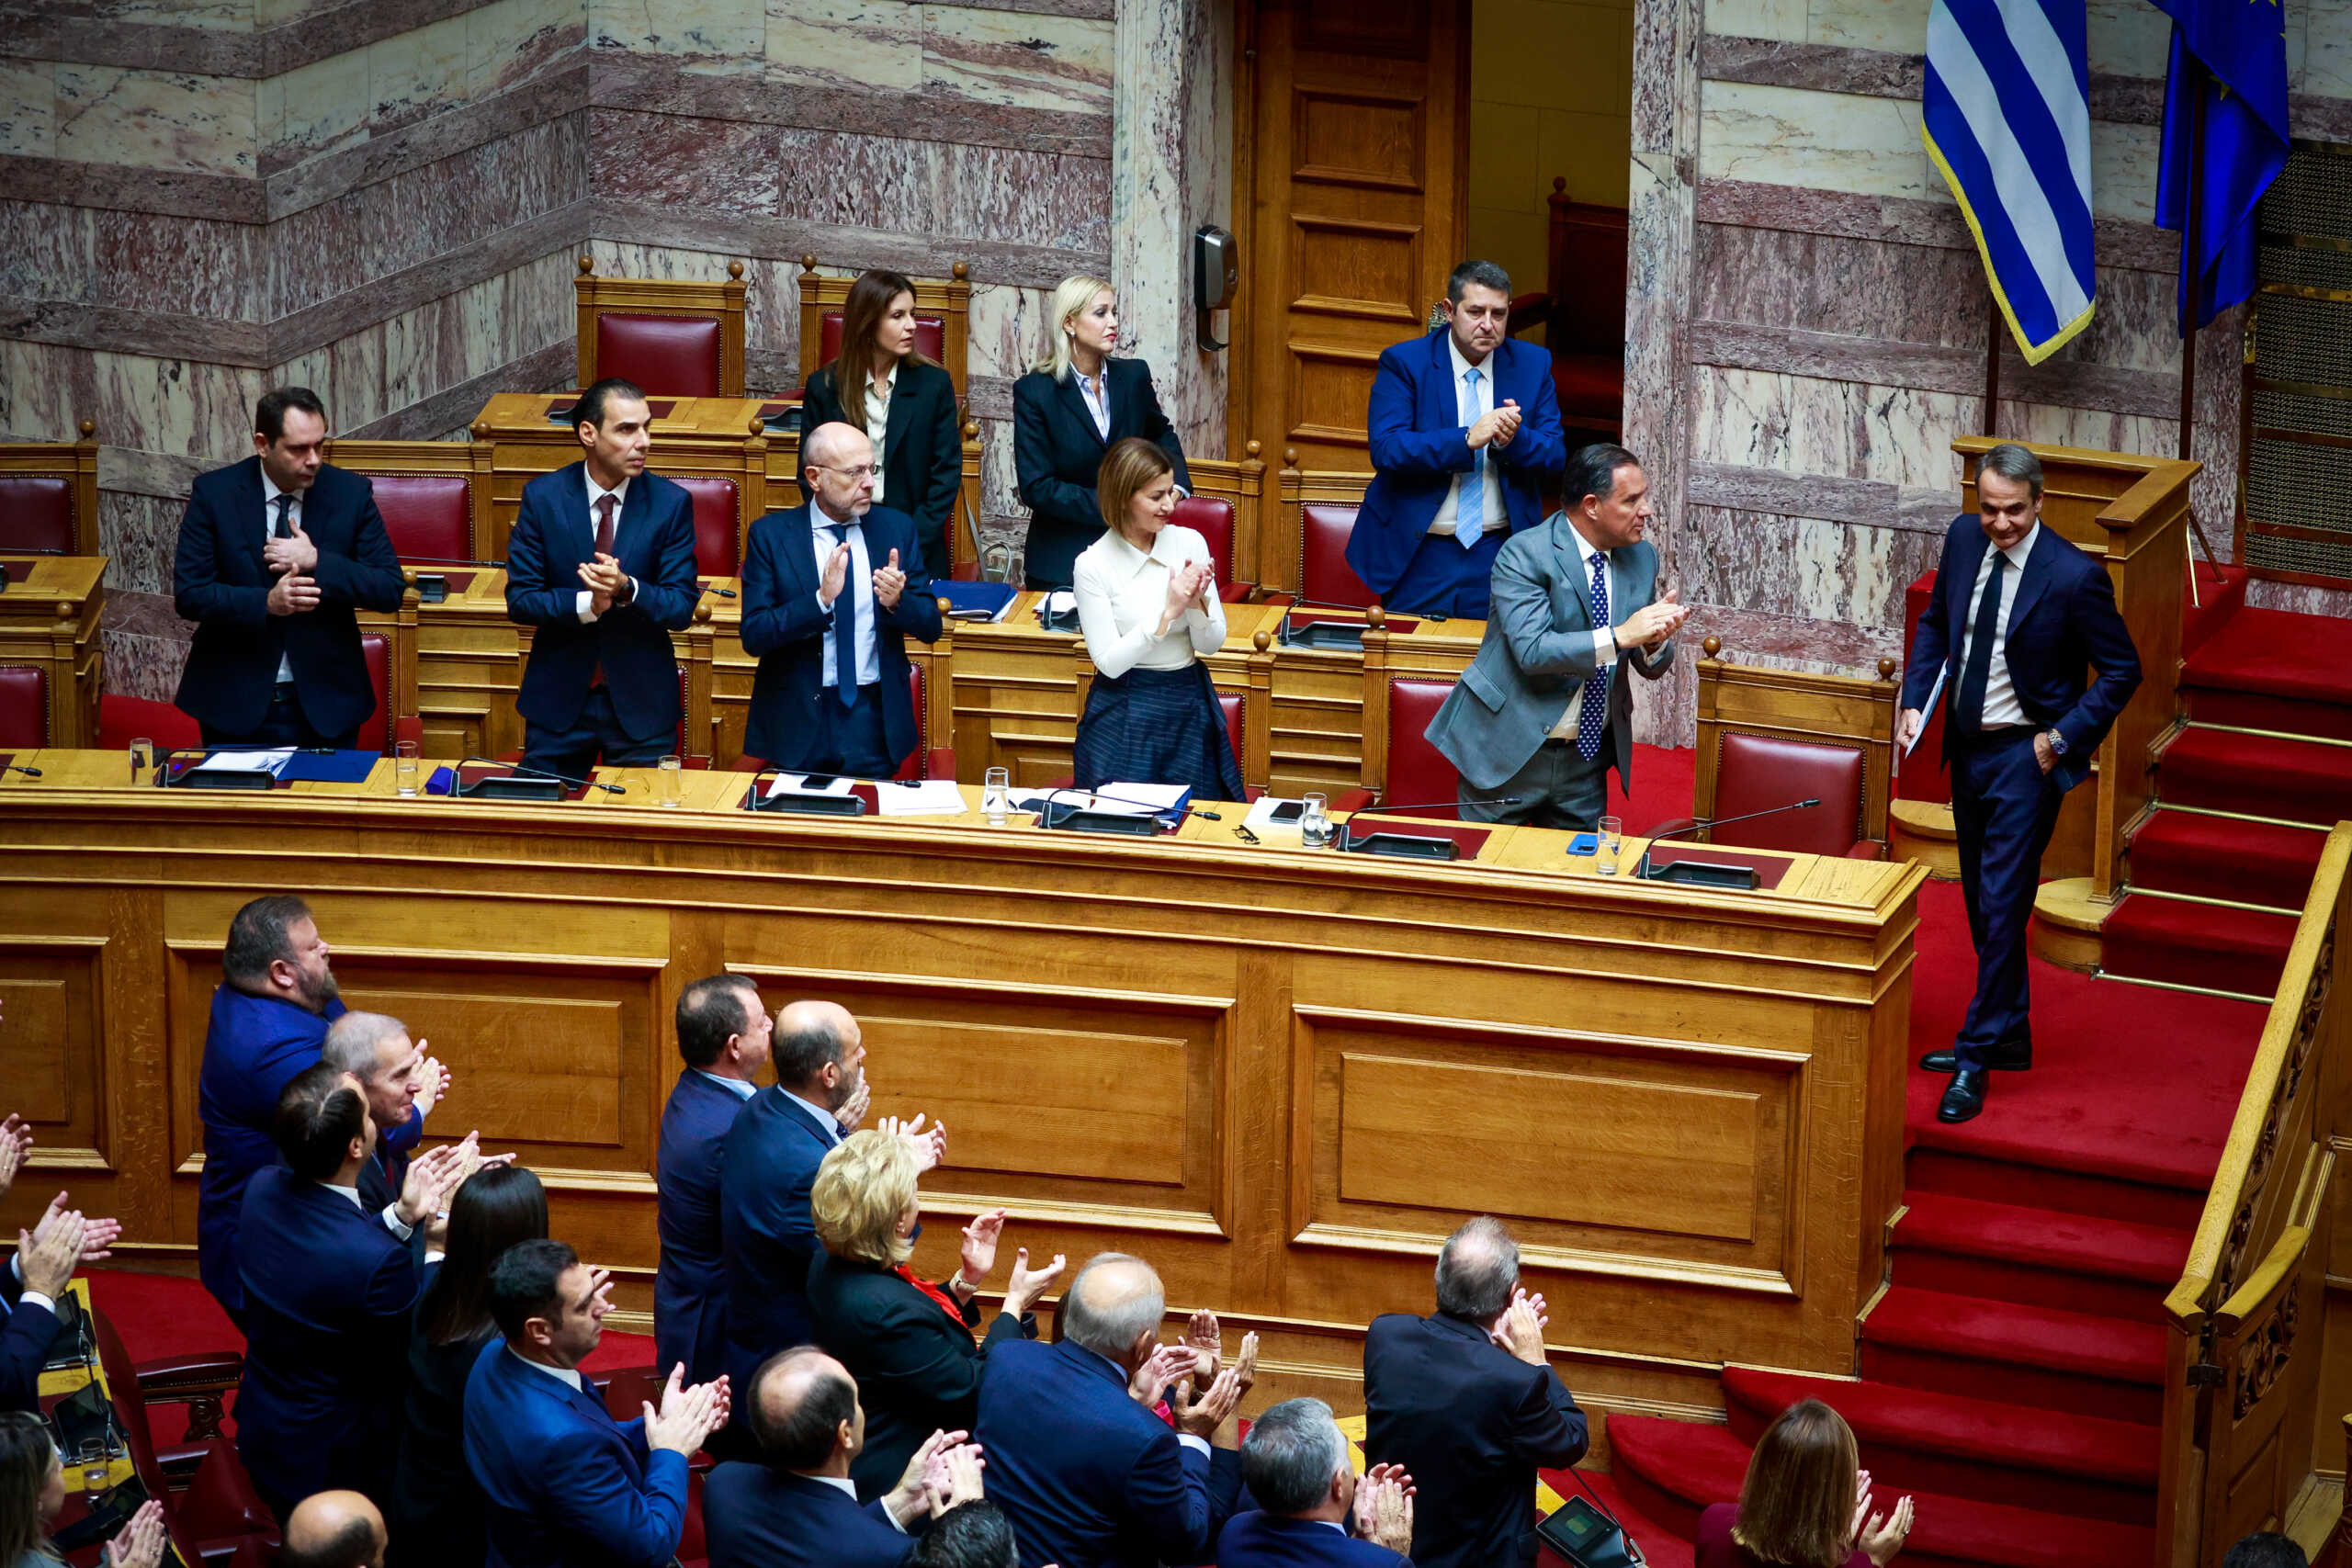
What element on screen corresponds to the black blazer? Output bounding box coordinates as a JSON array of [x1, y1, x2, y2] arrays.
[[1362, 1311, 1589, 1568], [806, 1249, 1036, 1500], [173, 457, 405, 737], [390, 1321, 493, 1567], [801, 360, 963, 570], [1012, 358, 1190, 587], [0, 1261, 58, 1415]]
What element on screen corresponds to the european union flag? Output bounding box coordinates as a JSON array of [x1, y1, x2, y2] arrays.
[[2151, 0, 2290, 330]]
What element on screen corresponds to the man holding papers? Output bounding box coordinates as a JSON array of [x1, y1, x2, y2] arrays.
[[741, 423, 944, 778]]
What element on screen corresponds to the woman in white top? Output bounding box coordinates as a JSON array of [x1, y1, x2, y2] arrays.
[[1069, 437, 1246, 800]]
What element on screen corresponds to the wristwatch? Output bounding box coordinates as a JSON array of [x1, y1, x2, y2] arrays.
[[2044, 729, 2067, 755]]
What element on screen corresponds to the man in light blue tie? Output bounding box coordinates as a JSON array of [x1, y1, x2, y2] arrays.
[[1424, 445, 1688, 830]]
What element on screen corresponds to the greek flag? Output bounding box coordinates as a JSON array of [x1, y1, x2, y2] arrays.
[[1923, 0, 2098, 364]]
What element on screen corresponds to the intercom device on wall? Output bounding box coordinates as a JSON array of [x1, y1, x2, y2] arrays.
[[1193, 226, 1238, 350]]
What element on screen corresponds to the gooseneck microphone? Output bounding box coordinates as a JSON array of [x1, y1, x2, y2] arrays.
[[1634, 797, 1818, 877], [2, 762, 41, 778], [459, 756, 627, 795], [1333, 796, 1520, 852]]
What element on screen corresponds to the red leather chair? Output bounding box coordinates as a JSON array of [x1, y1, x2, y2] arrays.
[[0, 475, 78, 554], [356, 631, 424, 757], [0, 664, 49, 748], [98, 693, 202, 752], [1655, 732, 1879, 859], [732, 667, 952, 782], [673, 476, 741, 578], [1174, 496, 1254, 603], [1374, 678, 1460, 818], [368, 474, 472, 563], [1215, 691, 1261, 799], [595, 315, 722, 398], [1507, 187, 1627, 436], [1300, 504, 1375, 609], [89, 1309, 274, 1562], [815, 312, 947, 367]]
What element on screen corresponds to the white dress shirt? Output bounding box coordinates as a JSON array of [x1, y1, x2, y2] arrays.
[[1072, 523, 1227, 679], [1959, 524, 2041, 728], [1429, 335, 1508, 540], [810, 502, 881, 690], [259, 470, 303, 681], [781, 1087, 845, 1145], [577, 473, 635, 624], [1073, 367, 1113, 441], [510, 1346, 585, 1392], [695, 1069, 759, 1101], [863, 365, 897, 504], [1545, 515, 1625, 739]]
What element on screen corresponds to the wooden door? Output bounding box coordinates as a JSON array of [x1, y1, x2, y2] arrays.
[[1237, 0, 1469, 476]]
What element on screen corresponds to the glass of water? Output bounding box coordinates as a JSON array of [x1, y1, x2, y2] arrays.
[[1597, 815, 1623, 875], [656, 754, 684, 807], [77, 1438, 107, 1497], [393, 740, 421, 797], [128, 736, 154, 784], [983, 766, 1011, 826], [1300, 792, 1333, 849]]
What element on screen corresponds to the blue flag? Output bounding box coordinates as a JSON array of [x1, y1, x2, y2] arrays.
[[2151, 0, 2290, 330]]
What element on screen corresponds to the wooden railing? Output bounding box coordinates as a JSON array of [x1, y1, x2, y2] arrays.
[[2154, 824, 2350, 1565]]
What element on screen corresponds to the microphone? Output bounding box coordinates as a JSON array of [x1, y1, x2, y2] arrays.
[[398, 555, 508, 569], [2, 762, 40, 778], [1038, 785, 1221, 828], [1634, 797, 1818, 877], [459, 756, 626, 795], [0, 547, 70, 555], [1334, 796, 1520, 852]]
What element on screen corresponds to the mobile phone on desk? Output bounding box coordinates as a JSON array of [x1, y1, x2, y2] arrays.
[[1567, 831, 1599, 855], [1267, 801, 1304, 823], [797, 774, 839, 790]]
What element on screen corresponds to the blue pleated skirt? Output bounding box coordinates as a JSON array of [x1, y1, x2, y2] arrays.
[[1072, 661, 1247, 801]]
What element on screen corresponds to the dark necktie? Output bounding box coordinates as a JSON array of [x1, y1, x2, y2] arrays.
[[1953, 549, 2011, 733], [830, 525, 860, 710], [1576, 550, 1611, 761], [594, 493, 617, 558], [272, 493, 294, 539]]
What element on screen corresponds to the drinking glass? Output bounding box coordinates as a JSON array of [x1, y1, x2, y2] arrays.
[[1300, 792, 1333, 849], [128, 737, 154, 784], [983, 766, 1011, 826], [76, 1438, 107, 1498], [1597, 815, 1623, 875], [393, 740, 420, 797], [656, 754, 684, 807]]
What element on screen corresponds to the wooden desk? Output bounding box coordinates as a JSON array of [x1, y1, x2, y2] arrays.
[[0, 754, 1923, 1446], [0, 554, 103, 748], [1262, 610, 1484, 796]]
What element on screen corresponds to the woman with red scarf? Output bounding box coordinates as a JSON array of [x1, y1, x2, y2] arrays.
[[806, 1129, 1067, 1501]]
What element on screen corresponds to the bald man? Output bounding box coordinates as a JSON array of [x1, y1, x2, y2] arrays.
[[740, 421, 943, 777], [280, 1490, 388, 1568], [718, 1002, 946, 1393]]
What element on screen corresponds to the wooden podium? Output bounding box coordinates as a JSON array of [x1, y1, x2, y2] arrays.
[[0, 553, 104, 748]]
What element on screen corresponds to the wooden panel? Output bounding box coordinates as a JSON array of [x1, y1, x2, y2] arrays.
[[0, 943, 103, 1144], [1294, 95, 1424, 190]]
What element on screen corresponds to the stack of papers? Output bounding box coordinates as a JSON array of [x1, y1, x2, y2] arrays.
[[198, 749, 294, 775], [763, 772, 855, 799], [873, 781, 968, 816]]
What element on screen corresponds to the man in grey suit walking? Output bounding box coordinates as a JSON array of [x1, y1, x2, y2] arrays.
[[1425, 444, 1689, 830]]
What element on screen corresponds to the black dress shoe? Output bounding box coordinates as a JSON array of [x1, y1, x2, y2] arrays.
[[1917, 1038, 2033, 1074], [1937, 1068, 1988, 1123]]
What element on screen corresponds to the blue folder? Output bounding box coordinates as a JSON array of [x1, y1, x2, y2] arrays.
[[274, 749, 383, 784], [936, 581, 1018, 619]]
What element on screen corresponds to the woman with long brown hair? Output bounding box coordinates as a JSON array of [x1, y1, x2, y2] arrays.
[[1697, 1399, 1914, 1568], [800, 270, 964, 573]]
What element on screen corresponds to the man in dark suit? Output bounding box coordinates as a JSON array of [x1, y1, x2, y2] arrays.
[[1351, 261, 1566, 619], [656, 974, 772, 1390], [198, 896, 424, 1323], [704, 1345, 985, 1568], [173, 386, 406, 748], [742, 422, 944, 776], [976, 1252, 1247, 1568], [234, 1063, 468, 1517], [319, 1010, 446, 1213], [1218, 1398, 1416, 1568], [1901, 443, 2143, 1123], [1363, 1217, 1588, 1568], [1, 1199, 84, 1414], [505, 378, 703, 780], [463, 1237, 730, 1568], [1424, 445, 1688, 831]]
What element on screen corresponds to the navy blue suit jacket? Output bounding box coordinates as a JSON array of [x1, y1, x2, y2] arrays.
[[1899, 515, 2143, 794], [506, 463, 701, 743], [196, 986, 422, 1316], [464, 1338, 690, 1568], [975, 1337, 1243, 1568], [0, 1263, 59, 1414], [173, 457, 406, 736], [654, 1070, 754, 1387], [703, 1464, 913, 1568], [1012, 360, 1191, 587], [1351, 333, 1566, 598], [234, 1167, 424, 1508], [1216, 1513, 1411, 1568], [737, 503, 944, 769], [718, 1088, 841, 1392]]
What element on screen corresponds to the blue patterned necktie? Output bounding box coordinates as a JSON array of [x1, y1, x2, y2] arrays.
[[1457, 367, 1485, 549], [829, 523, 860, 709], [1577, 550, 1611, 761]]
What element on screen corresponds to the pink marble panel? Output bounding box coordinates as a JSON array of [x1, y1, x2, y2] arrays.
[[1681, 504, 1944, 632], [0, 200, 99, 304], [102, 625, 192, 703], [97, 490, 184, 597], [95, 209, 266, 321], [590, 107, 782, 212], [772, 127, 1109, 252], [1694, 222, 1987, 348]]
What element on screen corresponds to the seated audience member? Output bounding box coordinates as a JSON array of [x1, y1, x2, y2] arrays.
[[658, 975, 773, 1393], [910, 1500, 1022, 1568], [1219, 1398, 1416, 1568], [198, 896, 425, 1322], [800, 270, 965, 571], [391, 1164, 549, 1567], [720, 1000, 944, 1393], [976, 1252, 1248, 1568], [2222, 1534, 2307, 1568], [465, 1239, 729, 1568], [1363, 1216, 1588, 1568], [172, 385, 405, 749], [808, 1129, 1064, 1498], [739, 421, 944, 778], [282, 1491, 389, 1568], [236, 1064, 471, 1518], [1696, 1398, 1911, 1568], [2, 1124, 119, 1416], [704, 1345, 986, 1568], [0, 1410, 168, 1568], [1070, 437, 1243, 801], [320, 1010, 447, 1213]]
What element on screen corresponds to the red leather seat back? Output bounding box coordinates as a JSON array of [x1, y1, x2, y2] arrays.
[[1713, 733, 1866, 855], [894, 666, 928, 782], [1301, 504, 1374, 609], [1216, 691, 1244, 780], [368, 474, 472, 562], [99, 693, 201, 751], [0, 665, 49, 748], [1175, 496, 1237, 586], [673, 477, 741, 577], [818, 310, 947, 367], [0, 477, 76, 554], [178, 1437, 276, 1540], [1551, 353, 1626, 423], [596, 314, 721, 397], [358, 634, 390, 753], [1385, 679, 1458, 817]]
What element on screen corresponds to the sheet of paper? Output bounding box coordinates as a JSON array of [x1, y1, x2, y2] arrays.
[[1245, 796, 1307, 831], [764, 771, 856, 799], [873, 781, 968, 816], [988, 594, 1016, 622], [1040, 590, 1076, 616], [1900, 666, 1944, 761], [198, 749, 293, 773]]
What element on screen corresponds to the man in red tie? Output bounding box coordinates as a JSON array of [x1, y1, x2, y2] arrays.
[[505, 378, 703, 780]]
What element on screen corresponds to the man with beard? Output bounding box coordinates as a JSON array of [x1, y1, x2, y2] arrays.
[[198, 897, 437, 1323], [718, 1001, 944, 1393]]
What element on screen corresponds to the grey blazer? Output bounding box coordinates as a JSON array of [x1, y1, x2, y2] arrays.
[[1424, 513, 1675, 793]]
